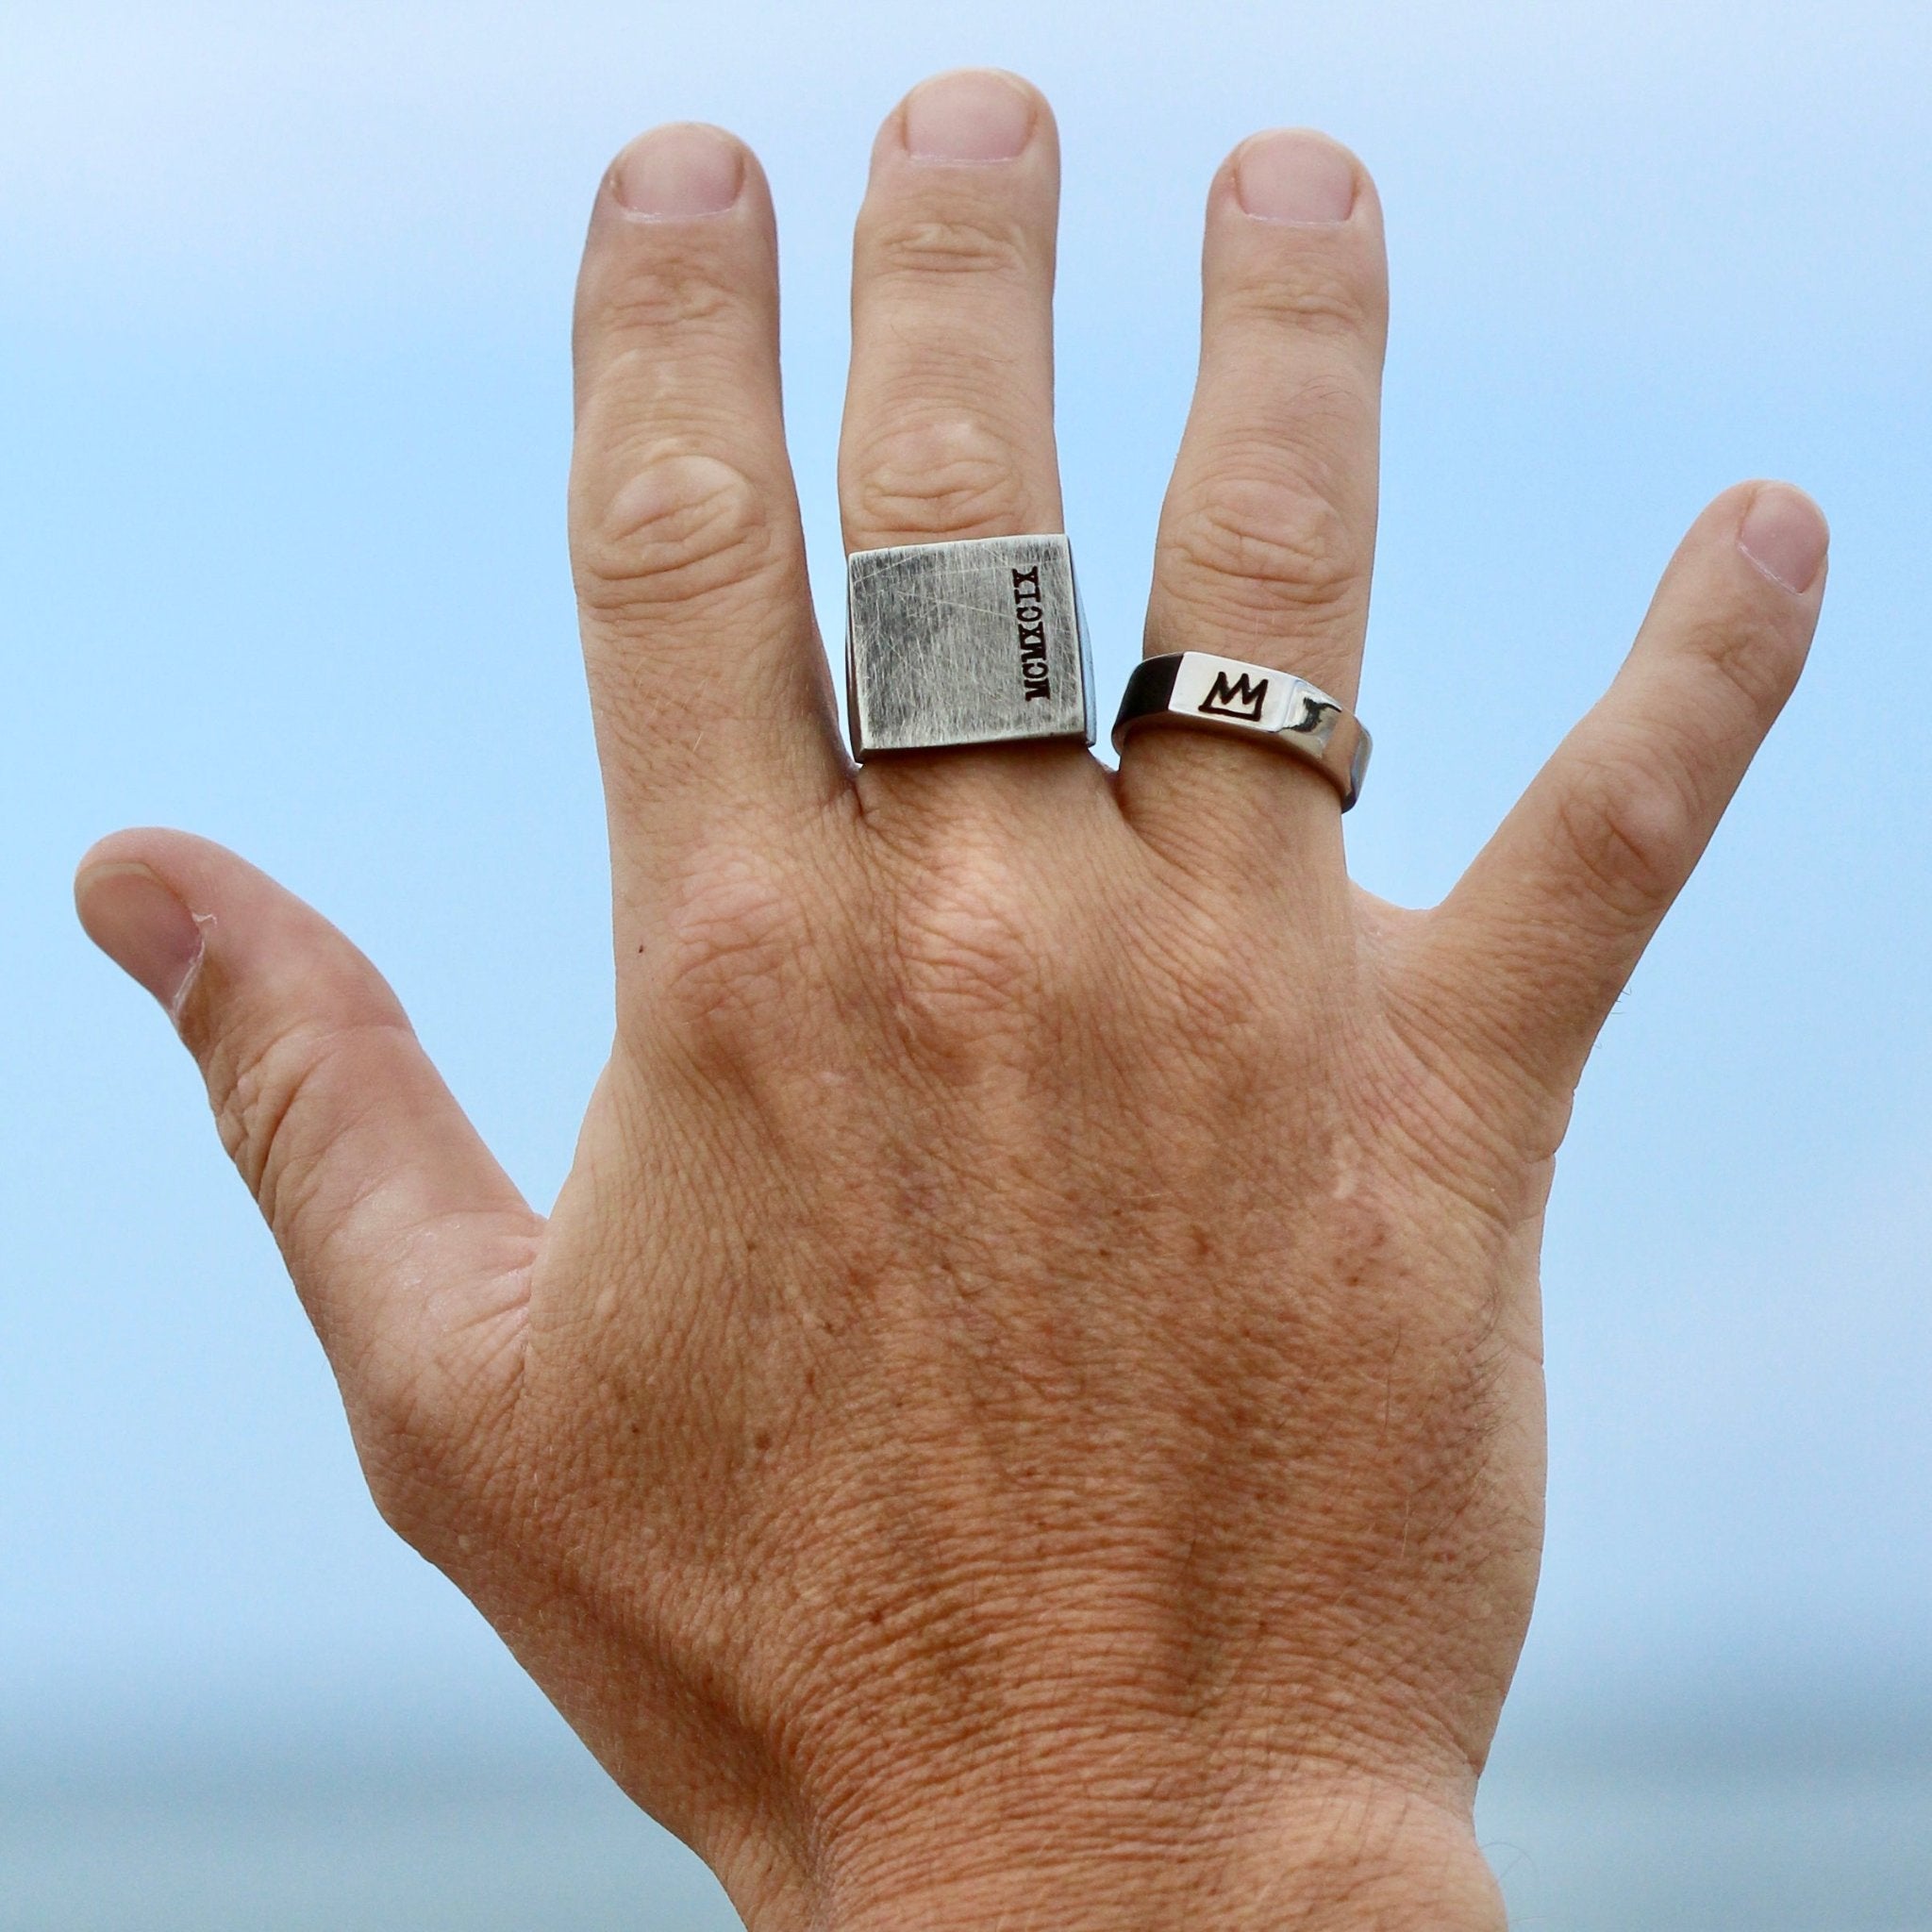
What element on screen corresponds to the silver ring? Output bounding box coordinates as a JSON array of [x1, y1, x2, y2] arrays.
[[1111, 652, 1371, 809], [845, 534, 1096, 759]]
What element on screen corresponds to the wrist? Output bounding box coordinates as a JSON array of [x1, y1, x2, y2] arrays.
[[802, 1778, 1504, 1932]]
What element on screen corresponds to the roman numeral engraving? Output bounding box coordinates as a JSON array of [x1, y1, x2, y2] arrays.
[[1010, 566, 1052, 702], [1197, 668, 1269, 723]]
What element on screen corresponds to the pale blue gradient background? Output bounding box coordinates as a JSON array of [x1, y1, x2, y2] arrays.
[[3, 1, 1929, 1924]]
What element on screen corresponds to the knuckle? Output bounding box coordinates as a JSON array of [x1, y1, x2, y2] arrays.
[[850, 415, 1033, 541], [349, 1305, 525, 1557], [650, 843, 815, 1063], [1225, 257, 1383, 341], [1687, 609, 1809, 723], [1157, 941, 1266, 1053], [1555, 741, 1696, 921], [354, 1356, 517, 1556], [581, 246, 743, 344], [355, 1394, 450, 1544], [205, 1016, 425, 1274], [575, 450, 776, 617], [1162, 457, 1363, 620], [205, 1013, 346, 1229], [869, 209, 1034, 285], [886, 833, 1043, 1058], [1126, 876, 1257, 1046]]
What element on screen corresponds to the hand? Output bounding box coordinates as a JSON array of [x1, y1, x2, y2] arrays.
[[75, 69, 1825, 1932]]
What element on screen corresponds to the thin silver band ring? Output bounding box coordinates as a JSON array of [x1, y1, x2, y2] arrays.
[[1112, 652, 1371, 809]]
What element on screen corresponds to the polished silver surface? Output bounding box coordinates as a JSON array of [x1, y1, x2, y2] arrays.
[[845, 534, 1095, 758], [1111, 651, 1372, 809]]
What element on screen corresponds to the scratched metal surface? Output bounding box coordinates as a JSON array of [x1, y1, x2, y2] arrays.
[[845, 533, 1094, 756]]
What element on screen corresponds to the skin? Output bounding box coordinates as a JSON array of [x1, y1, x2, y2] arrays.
[[75, 70, 1826, 1932]]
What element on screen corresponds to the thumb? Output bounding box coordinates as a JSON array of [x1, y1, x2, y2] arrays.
[[75, 828, 541, 1483], [1413, 481, 1824, 1116]]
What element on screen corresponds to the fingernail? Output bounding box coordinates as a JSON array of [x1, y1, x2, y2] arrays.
[[1737, 484, 1829, 593], [75, 862, 206, 1018], [903, 70, 1034, 163], [610, 124, 744, 219], [1236, 130, 1357, 225]]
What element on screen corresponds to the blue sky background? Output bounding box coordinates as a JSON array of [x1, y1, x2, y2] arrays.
[[3, 0, 1929, 1915]]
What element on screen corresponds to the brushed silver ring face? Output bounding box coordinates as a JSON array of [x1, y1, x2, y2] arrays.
[[1111, 652, 1372, 809], [845, 534, 1096, 758]]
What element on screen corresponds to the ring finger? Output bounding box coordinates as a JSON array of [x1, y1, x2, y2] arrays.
[[840, 70, 1097, 824], [1118, 129, 1388, 867]]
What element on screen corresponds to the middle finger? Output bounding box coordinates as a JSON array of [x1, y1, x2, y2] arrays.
[[840, 71, 1102, 826]]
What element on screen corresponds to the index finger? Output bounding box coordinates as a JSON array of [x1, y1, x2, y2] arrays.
[[570, 124, 849, 916]]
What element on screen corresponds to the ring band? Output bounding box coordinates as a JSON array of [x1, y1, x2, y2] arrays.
[[1111, 652, 1371, 809], [845, 534, 1096, 759]]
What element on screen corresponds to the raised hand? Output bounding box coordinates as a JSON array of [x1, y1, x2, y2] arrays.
[[76, 70, 1825, 1932]]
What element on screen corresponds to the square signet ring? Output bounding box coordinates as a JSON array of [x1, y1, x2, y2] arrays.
[[845, 534, 1096, 758]]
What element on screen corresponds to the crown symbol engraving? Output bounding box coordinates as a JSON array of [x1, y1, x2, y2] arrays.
[[1196, 668, 1269, 723]]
